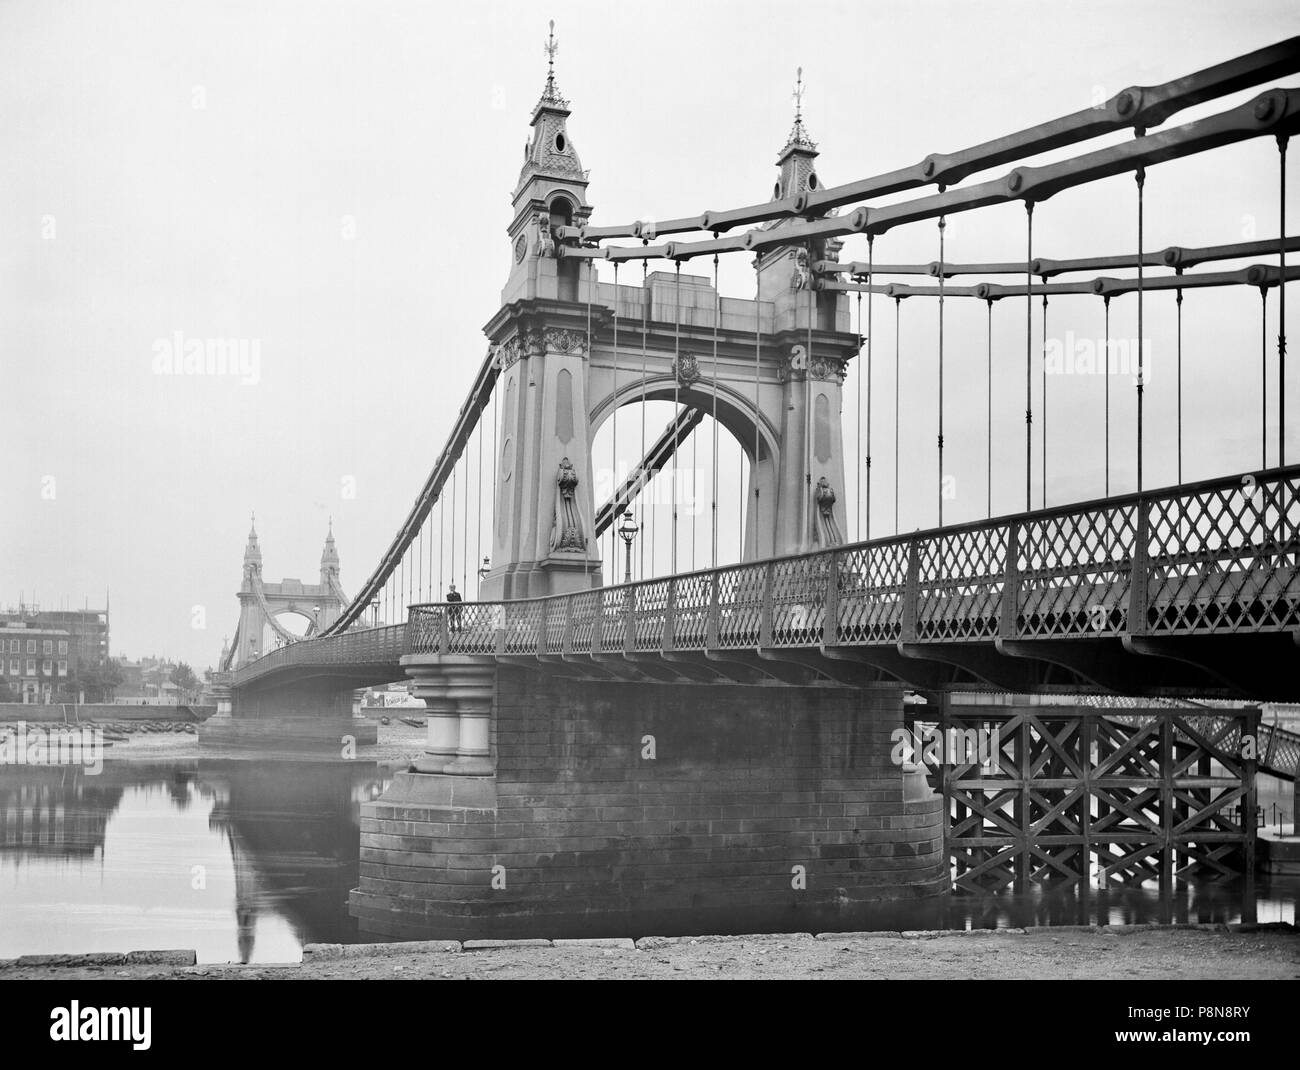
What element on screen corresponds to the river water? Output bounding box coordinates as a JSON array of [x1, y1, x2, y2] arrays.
[[0, 758, 1295, 964]]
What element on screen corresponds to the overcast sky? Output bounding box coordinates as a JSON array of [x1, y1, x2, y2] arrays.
[[2, 0, 1297, 667]]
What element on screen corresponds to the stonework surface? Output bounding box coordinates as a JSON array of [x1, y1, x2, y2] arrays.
[[350, 670, 946, 940], [3, 929, 1296, 980]]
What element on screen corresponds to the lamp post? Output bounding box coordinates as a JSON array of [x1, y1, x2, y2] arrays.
[[477, 555, 490, 595], [618, 511, 639, 585]]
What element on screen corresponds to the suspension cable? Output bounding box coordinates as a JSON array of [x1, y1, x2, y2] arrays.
[[866, 235, 874, 540], [1104, 294, 1111, 498], [611, 261, 619, 583], [640, 256, 648, 580], [1176, 270, 1184, 484], [491, 355, 498, 583], [690, 422, 697, 571], [1280, 134, 1289, 466], [461, 453, 468, 595], [475, 413, 483, 595], [1041, 279, 1048, 508], [1024, 200, 1034, 512], [894, 295, 901, 535], [1136, 166, 1146, 493], [753, 257, 762, 559], [671, 259, 682, 575], [805, 243, 815, 547], [856, 287, 862, 540], [986, 297, 993, 519], [450, 466, 456, 598], [937, 208, 946, 526], [438, 490, 444, 602], [1262, 284, 1270, 467], [711, 251, 720, 568]]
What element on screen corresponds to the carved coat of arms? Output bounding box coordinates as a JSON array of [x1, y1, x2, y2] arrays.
[[674, 352, 701, 386]]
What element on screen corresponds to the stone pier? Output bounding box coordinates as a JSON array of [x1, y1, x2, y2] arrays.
[[349, 668, 946, 940], [201, 675, 377, 756]]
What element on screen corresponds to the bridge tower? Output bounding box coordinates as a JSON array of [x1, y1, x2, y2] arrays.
[[232, 518, 345, 667], [755, 72, 853, 555], [482, 56, 858, 598], [479, 27, 603, 600]]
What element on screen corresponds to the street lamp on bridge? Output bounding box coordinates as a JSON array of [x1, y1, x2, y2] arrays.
[[618, 510, 639, 585]]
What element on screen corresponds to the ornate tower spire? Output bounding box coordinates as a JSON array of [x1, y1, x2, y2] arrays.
[[320, 518, 340, 583], [502, 20, 593, 304], [517, 20, 585, 193], [539, 19, 566, 110], [242, 512, 262, 579], [774, 66, 821, 202]]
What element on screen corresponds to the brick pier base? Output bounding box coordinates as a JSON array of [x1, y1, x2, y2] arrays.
[[349, 667, 946, 940]]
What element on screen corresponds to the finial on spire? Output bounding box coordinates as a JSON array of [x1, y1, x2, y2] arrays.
[[782, 65, 817, 154], [537, 19, 568, 109]]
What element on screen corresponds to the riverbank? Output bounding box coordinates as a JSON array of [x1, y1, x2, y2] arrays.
[[0, 714, 429, 764], [1, 927, 1296, 980]]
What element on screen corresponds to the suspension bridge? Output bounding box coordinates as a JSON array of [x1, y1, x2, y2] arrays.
[[206, 32, 1300, 939]]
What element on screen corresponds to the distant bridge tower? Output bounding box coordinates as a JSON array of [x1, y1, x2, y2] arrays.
[[480, 54, 857, 601], [231, 517, 346, 668]]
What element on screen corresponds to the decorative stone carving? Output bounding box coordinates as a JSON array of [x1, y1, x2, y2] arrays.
[[535, 212, 554, 258], [813, 477, 844, 547], [810, 356, 849, 384], [792, 247, 811, 291], [544, 328, 586, 356], [549, 456, 587, 552], [674, 351, 701, 386], [498, 338, 522, 370], [523, 328, 546, 357]]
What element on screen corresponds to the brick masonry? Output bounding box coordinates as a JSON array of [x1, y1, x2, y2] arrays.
[[350, 667, 947, 940]]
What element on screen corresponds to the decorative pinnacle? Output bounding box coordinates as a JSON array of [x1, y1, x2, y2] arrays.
[[784, 66, 817, 152], [538, 19, 568, 108]]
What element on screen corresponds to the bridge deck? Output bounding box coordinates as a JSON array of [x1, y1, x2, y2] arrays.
[[224, 465, 1300, 775]]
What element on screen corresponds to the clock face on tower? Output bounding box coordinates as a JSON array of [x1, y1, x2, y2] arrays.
[[514, 234, 527, 262]]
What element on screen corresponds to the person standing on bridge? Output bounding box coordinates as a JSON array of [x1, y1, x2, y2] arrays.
[[446, 583, 463, 632]]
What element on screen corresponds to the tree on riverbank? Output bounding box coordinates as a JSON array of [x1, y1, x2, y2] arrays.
[[170, 661, 199, 700]]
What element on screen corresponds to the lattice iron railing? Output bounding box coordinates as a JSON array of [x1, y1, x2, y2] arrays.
[[228, 624, 406, 688], [400, 465, 1298, 659]]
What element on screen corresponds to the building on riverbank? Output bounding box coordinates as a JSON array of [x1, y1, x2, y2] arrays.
[[0, 601, 111, 703]]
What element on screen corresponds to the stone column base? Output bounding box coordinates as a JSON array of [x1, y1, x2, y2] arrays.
[[403, 655, 497, 776]]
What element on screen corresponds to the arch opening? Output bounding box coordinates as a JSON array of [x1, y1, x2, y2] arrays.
[[589, 383, 777, 585]]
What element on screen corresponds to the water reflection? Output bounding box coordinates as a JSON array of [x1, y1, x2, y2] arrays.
[[0, 761, 393, 964], [0, 760, 1293, 962]]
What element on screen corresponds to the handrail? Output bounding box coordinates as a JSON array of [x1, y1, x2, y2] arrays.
[[235, 465, 1300, 717], [399, 463, 1299, 656]]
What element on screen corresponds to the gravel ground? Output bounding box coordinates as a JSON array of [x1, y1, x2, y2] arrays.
[[3, 929, 1297, 980]]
